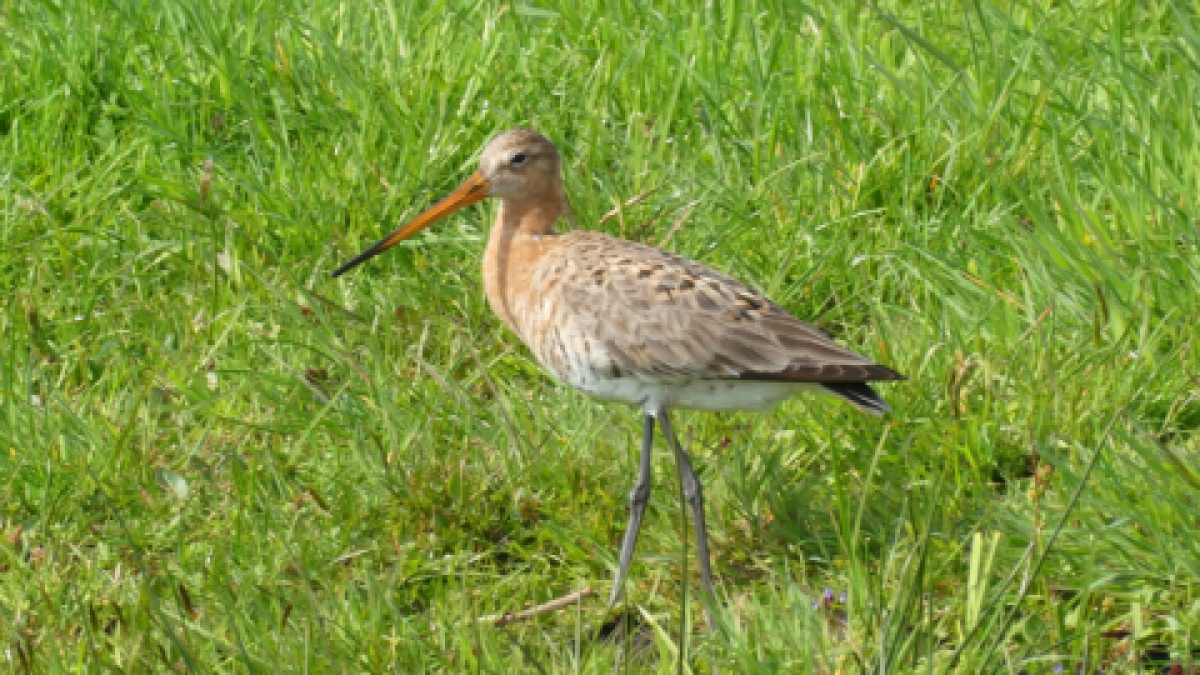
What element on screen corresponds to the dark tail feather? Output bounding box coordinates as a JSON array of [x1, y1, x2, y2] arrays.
[[822, 382, 892, 416]]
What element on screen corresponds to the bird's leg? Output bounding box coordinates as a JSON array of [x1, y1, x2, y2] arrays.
[[609, 413, 656, 607], [657, 409, 718, 630]]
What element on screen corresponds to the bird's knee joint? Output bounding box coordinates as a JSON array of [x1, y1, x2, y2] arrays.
[[628, 486, 651, 506]]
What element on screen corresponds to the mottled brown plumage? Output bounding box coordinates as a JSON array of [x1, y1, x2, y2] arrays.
[[333, 129, 904, 626]]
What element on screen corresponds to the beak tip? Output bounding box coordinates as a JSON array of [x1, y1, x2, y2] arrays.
[[331, 253, 369, 278], [331, 171, 488, 281]]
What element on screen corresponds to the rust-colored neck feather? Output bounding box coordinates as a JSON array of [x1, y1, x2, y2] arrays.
[[481, 197, 565, 337], [496, 195, 563, 236]]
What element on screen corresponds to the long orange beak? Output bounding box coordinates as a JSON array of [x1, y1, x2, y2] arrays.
[[332, 171, 490, 277]]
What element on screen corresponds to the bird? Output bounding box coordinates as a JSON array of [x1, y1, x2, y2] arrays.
[[332, 129, 904, 626]]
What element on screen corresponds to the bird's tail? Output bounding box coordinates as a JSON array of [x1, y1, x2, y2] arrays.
[[821, 382, 892, 416]]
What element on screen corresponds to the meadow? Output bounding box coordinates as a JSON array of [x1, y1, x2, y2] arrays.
[[3, 0, 1199, 672]]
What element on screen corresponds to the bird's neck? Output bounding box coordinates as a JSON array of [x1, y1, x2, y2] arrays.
[[481, 197, 565, 338], [495, 197, 563, 236]]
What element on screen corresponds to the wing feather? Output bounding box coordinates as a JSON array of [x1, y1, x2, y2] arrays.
[[535, 232, 904, 385]]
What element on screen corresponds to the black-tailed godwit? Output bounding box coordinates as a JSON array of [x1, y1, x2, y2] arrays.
[[333, 129, 904, 625]]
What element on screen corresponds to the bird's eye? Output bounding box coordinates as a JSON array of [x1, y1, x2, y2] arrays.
[[510, 152, 528, 167]]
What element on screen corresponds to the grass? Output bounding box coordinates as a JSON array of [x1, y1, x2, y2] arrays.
[[3, 0, 1200, 671]]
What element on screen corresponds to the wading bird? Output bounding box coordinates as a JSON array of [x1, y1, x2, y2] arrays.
[[333, 129, 903, 625]]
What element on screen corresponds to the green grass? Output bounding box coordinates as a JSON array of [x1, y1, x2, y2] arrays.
[[3, 0, 1200, 671]]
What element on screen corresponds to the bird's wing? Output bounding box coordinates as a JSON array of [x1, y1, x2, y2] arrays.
[[536, 232, 902, 384]]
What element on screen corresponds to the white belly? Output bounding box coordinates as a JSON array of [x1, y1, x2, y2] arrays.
[[565, 371, 822, 413]]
